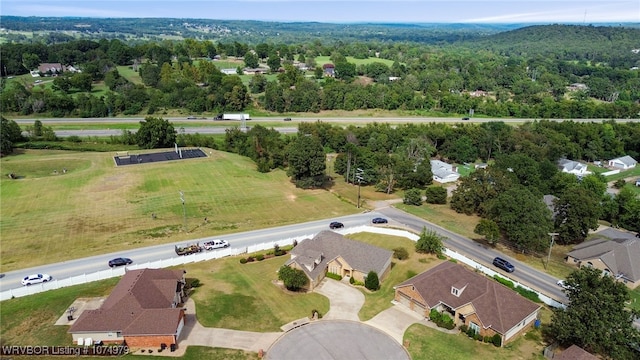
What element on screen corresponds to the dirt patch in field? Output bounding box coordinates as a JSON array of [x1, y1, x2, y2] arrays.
[[88, 172, 137, 192], [286, 194, 297, 201]]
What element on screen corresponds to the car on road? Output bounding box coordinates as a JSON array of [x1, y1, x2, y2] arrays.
[[492, 257, 515, 273], [108, 257, 132, 267], [462, 117, 470, 120], [22, 273, 52, 286], [203, 239, 230, 250], [556, 279, 573, 290], [284, 117, 292, 121], [187, 116, 197, 119], [372, 217, 388, 224], [329, 221, 344, 229]]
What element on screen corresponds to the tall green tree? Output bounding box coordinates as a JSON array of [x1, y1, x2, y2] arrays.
[[474, 219, 501, 245], [136, 117, 177, 149], [553, 187, 601, 245], [1, 116, 24, 155], [548, 267, 640, 359], [364, 271, 380, 291], [267, 51, 281, 72], [486, 185, 553, 252], [286, 134, 326, 188], [243, 51, 259, 69]]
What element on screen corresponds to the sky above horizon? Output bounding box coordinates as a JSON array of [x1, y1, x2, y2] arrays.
[[1, 0, 639, 24]]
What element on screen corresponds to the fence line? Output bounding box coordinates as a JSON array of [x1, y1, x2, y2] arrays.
[[1, 227, 566, 309]]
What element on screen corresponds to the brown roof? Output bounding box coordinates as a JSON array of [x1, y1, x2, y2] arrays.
[[555, 345, 598, 360], [567, 238, 640, 282], [397, 262, 540, 335], [288, 230, 392, 280], [69, 268, 185, 336]]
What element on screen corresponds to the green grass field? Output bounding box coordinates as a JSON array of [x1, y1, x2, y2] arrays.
[[0, 149, 357, 272], [313, 56, 396, 67]]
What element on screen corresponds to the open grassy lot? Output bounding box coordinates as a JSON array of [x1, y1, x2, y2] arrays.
[[404, 323, 546, 360], [314, 55, 396, 67], [0, 149, 357, 271], [116, 66, 143, 85]]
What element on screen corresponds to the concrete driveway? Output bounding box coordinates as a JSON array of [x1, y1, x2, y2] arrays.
[[313, 278, 364, 321], [365, 303, 426, 344]]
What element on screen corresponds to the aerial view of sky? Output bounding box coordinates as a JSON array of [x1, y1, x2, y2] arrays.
[[1, 0, 639, 23]]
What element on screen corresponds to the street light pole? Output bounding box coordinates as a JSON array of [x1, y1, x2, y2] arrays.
[[179, 190, 187, 232], [546, 232, 559, 269]]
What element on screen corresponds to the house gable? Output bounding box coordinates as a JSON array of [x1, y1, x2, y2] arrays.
[[566, 237, 640, 285]]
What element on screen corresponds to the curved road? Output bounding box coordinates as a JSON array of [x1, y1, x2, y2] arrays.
[[0, 209, 567, 304]]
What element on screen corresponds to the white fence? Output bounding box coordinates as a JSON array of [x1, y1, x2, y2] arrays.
[[602, 169, 620, 177], [1, 227, 565, 309], [0, 235, 311, 301]]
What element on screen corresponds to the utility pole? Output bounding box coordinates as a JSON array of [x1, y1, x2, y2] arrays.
[[356, 168, 364, 208], [179, 190, 187, 232], [546, 232, 559, 269]]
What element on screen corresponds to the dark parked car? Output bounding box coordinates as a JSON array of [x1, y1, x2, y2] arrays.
[[108, 257, 133, 267], [462, 117, 470, 120], [284, 117, 292, 121], [492, 257, 515, 273], [372, 217, 388, 224], [329, 221, 344, 229]]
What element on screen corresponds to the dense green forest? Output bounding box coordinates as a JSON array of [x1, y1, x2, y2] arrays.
[[2, 22, 640, 119]]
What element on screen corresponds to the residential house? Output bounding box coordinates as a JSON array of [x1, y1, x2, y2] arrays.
[[558, 159, 590, 177], [555, 345, 598, 360], [567, 83, 588, 91], [285, 230, 393, 290], [220, 68, 238, 75], [322, 63, 335, 77], [242, 67, 268, 75], [38, 63, 65, 75], [430, 159, 460, 183], [608, 155, 637, 170], [474, 163, 488, 170], [69, 268, 187, 348], [566, 237, 640, 288], [394, 262, 541, 346]]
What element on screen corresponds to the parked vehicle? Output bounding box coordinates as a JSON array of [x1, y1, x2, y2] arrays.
[[492, 257, 515, 272], [175, 243, 202, 256], [284, 117, 292, 121], [213, 113, 251, 121], [372, 217, 388, 224], [203, 239, 230, 250], [329, 221, 344, 229], [108, 257, 132, 267], [187, 115, 197, 119], [22, 273, 52, 286], [462, 117, 470, 120]]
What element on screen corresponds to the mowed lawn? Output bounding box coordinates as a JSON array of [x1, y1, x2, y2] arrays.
[[0, 149, 357, 271]]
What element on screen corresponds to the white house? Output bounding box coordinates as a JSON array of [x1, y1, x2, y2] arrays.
[[608, 155, 637, 170], [430, 159, 460, 183], [558, 159, 590, 176], [220, 68, 237, 75]]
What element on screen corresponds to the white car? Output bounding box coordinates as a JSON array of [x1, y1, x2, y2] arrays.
[[22, 273, 52, 286], [557, 280, 570, 289], [203, 239, 230, 250]]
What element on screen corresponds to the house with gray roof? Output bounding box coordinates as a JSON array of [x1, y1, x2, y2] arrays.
[[69, 268, 187, 348], [285, 230, 393, 290], [394, 262, 540, 345], [608, 155, 637, 170], [430, 159, 460, 183], [555, 345, 598, 360], [566, 237, 640, 288], [558, 159, 590, 177]]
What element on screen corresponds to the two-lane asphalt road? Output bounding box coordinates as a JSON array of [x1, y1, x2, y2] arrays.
[[0, 209, 567, 305]]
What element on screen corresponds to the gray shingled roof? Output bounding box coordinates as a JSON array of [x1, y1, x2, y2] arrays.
[[567, 238, 640, 282], [69, 268, 184, 336], [610, 155, 637, 167], [289, 230, 393, 280], [398, 262, 540, 335], [555, 345, 598, 360]]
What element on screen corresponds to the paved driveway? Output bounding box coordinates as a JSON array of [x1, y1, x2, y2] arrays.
[[365, 304, 426, 344], [314, 278, 364, 321]]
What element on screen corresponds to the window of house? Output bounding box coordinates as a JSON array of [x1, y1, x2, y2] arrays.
[[469, 322, 480, 334], [586, 262, 593, 268], [451, 288, 459, 296]]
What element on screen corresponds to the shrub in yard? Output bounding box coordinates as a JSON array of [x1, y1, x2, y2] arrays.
[[393, 247, 409, 260], [325, 272, 342, 281], [349, 276, 355, 284], [459, 324, 468, 333], [515, 286, 541, 303], [493, 275, 514, 289], [424, 186, 447, 204], [364, 271, 380, 291], [491, 334, 502, 347], [613, 179, 626, 189], [474, 333, 482, 341], [311, 309, 323, 319], [483, 336, 492, 343], [188, 279, 201, 288], [256, 254, 264, 261], [239, 258, 247, 264], [246, 256, 255, 262], [403, 188, 423, 205]]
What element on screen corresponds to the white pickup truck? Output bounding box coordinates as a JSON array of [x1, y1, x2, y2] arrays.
[[203, 239, 230, 250]]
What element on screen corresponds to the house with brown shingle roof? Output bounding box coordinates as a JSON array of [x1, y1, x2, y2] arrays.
[[285, 230, 393, 290], [566, 237, 640, 288], [555, 345, 599, 360], [69, 268, 187, 348], [394, 262, 540, 345], [37, 63, 65, 75]]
